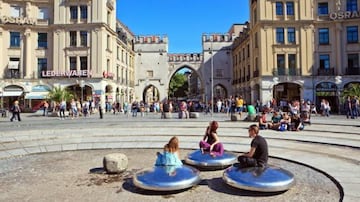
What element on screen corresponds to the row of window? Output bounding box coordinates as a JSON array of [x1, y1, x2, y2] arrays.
[[273, 26, 359, 45], [319, 54, 359, 69], [318, 26, 358, 44], [70, 5, 88, 20], [276, 1, 295, 16], [9, 31, 88, 48], [9, 4, 88, 20], [10, 5, 48, 19], [318, 0, 358, 15]]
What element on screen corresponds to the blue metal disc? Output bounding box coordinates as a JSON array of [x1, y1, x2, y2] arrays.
[[133, 165, 201, 191], [185, 149, 237, 168], [223, 165, 295, 192]]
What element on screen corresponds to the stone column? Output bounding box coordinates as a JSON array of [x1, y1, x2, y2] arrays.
[[24, 29, 32, 78]]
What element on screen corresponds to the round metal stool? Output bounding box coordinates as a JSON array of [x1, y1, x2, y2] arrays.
[[133, 165, 201, 191], [223, 165, 295, 192], [185, 149, 237, 169]]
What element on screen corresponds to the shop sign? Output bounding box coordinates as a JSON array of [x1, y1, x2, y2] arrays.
[[316, 82, 337, 92], [103, 71, 114, 79], [0, 16, 36, 25], [41, 70, 90, 77], [329, 10, 360, 20]]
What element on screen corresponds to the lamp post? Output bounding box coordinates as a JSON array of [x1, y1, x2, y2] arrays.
[[210, 41, 214, 117], [335, 76, 342, 115], [79, 80, 85, 104]]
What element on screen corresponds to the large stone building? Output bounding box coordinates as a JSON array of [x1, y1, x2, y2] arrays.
[[1, 0, 359, 114], [232, 0, 360, 112], [0, 0, 135, 110]]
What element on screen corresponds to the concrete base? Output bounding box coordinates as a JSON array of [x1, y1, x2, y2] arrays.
[[163, 112, 172, 119], [230, 114, 241, 121], [189, 112, 199, 118]]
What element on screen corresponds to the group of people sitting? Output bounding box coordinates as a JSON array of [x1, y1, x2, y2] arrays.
[[155, 121, 268, 170], [258, 111, 305, 131]]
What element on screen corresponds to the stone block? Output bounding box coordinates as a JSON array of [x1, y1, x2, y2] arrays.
[[163, 112, 172, 119], [190, 112, 199, 118], [103, 153, 128, 174], [230, 114, 241, 121]]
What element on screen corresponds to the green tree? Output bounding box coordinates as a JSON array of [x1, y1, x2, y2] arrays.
[[47, 86, 74, 103], [342, 83, 360, 98], [169, 73, 188, 98]]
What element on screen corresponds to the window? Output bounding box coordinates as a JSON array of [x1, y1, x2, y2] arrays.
[[38, 33, 47, 48], [347, 26, 358, 43], [38, 8, 49, 19], [277, 54, 285, 68], [147, 70, 153, 78], [276, 27, 285, 44], [277, 54, 285, 75], [286, 2, 294, 16], [107, 35, 110, 50], [9, 58, 20, 78], [319, 55, 330, 69], [10, 6, 21, 17], [276, 2, 283, 15], [70, 31, 77, 46], [38, 58, 47, 78], [10, 32, 21, 47], [288, 54, 296, 68], [80, 57, 87, 71], [215, 69, 224, 77], [318, 3, 328, 15], [319, 28, 329, 45], [80, 31, 87, 46], [69, 57, 77, 70], [80, 5, 88, 19], [288, 27, 296, 43], [348, 54, 359, 68], [70, 6, 77, 20], [347, 0, 358, 12]]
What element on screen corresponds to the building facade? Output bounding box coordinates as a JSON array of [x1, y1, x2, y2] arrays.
[[0, 0, 135, 110], [232, 0, 360, 112]]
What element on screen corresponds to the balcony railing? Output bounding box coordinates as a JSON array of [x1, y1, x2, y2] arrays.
[[346, 67, 360, 75], [318, 68, 335, 76], [273, 67, 301, 76]]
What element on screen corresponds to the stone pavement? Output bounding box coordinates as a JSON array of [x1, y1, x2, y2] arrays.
[[0, 112, 359, 201]]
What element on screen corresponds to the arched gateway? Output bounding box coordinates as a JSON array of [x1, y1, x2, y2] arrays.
[[134, 35, 234, 104]]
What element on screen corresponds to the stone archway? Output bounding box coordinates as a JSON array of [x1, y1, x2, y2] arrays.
[[142, 85, 160, 104], [167, 64, 204, 101], [273, 82, 302, 103], [213, 84, 227, 100]]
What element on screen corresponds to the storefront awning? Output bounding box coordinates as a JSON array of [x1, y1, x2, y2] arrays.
[[25, 91, 49, 99], [8, 61, 19, 69], [1, 91, 23, 97]]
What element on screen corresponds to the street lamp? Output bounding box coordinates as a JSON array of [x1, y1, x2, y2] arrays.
[[210, 41, 214, 117], [335, 76, 342, 115], [79, 80, 85, 104]]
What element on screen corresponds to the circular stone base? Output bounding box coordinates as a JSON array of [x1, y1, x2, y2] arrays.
[[223, 165, 295, 192], [133, 165, 201, 191], [185, 150, 237, 169]]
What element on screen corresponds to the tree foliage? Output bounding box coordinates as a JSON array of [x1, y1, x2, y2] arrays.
[[47, 86, 74, 103], [342, 83, 360, 98], [169, 73, 188, 98]]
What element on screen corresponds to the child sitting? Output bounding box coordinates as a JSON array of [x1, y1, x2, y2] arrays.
[[155, 136, 183, 166]]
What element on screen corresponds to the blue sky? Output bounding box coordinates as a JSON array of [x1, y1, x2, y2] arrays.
[[116, 0, 249, 53]]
